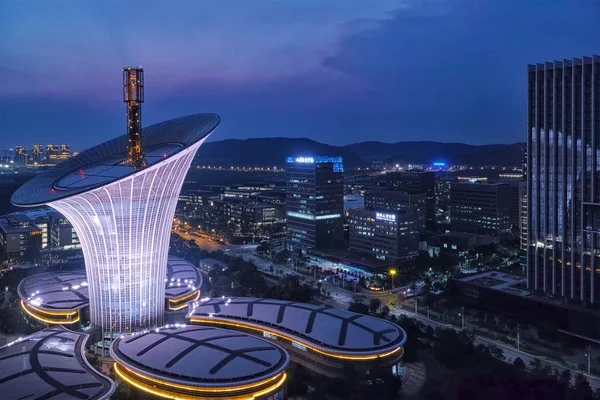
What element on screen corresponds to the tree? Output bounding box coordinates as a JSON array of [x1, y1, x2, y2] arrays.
[[513, 357, 526, 370], [529, 358, 543, 372], [488, 345, 504, 361], [286, 363, 309, 397], [262, 275, 314, 302], [380, 305, 390, 319], [425, 325, 435, 337], [369, 298, 382, 315], [348, 296, 369, 315], [573, 373, 593, 399], [558, 369, 571, 386]]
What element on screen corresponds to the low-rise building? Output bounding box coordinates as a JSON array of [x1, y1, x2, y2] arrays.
[[438, 231, 497, 256], [0, 213, 42, 264], [187, 297, 406, 380], [213, 198, 285, 236], [18, 256, 201, 327], [0, 326, 115, 399], [111, 325, 289, 400]]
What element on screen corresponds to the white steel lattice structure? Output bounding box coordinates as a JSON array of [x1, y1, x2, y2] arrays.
[[12, 114, 220, 338]]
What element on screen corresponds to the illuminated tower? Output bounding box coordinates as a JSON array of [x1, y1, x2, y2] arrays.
[[123, 67, 144, 166], [12, 69, 220, 346], [527, 55, 600, 303]]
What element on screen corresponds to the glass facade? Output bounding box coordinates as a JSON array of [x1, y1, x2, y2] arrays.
[[286, 156, 344, 251], [527, 55, 600, 304]]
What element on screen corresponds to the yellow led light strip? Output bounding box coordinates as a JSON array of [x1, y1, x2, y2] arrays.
[[21, 300, 80, 324], [169, 290, 201, 310], [190, 317, 403, 361], [114, 363, 286, 399]]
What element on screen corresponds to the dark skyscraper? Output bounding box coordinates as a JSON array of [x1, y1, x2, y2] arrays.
[[386, 170, 435, 223], [527, 55, 600, 305], [286, 156, 344, 251], [450, 182, 514, 235]]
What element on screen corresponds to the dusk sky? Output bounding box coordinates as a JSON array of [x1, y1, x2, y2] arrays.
[[1, 0, 599, 150]]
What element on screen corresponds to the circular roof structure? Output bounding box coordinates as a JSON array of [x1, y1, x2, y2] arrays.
[[188, 297, 406, 357], [18, 271, 89, 312], [11, 113, 220, 207], [19, 256, 203, 318], [165, 255, 202, 300], [0, 326, 115, 400], [110, 325, 289, 389]]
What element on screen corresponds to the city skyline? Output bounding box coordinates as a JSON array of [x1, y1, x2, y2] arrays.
[[2, 1, 599, 149]]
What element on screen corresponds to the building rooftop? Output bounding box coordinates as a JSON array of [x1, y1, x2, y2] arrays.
[[187, 297, 406, 356], [110, 325, 289, 388], [456, 270, 530, 297], [344, 194, 364, 211], [0, 216, 40, 235], [19, 256, 202, 314], [11, 114, 220, 207], [5, 213, 33, 223], [165, 256, 202, 299], [18, 271, 89, 312], [0, 326, 115, 400]]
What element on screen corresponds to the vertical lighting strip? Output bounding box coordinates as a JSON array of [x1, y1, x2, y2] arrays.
[[49, 139, 205, 338]]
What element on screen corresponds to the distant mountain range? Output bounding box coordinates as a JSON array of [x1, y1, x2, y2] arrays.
[[194, 138, 525, 168]]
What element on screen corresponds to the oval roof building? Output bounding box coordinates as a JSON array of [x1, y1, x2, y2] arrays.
[[110, 324, 289, 400], [18, 257, 203, 326], [11, 111, 220, 348], [0, 326, 115, 400], [18, 271, 89, 324], [187, 297, 406, 378], [165, 255, 202, 311]]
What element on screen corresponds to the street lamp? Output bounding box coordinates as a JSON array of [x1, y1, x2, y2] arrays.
[[458, 306, 465, 330], [585, 346, 592, 375], [389, 269, 397, 289]]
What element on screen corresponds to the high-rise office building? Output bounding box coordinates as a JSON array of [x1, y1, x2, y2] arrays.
[[31, 145, 44, 164], [364, 189, 426, 230], [435, 178, 452, 224], [527, 55, 600, 304], [46, 144, 60, 164], [286, 156, 344, 251], [349, 209, 419, 261], [450, 182, 515, 235], [14, 146, 28, 166], [386, 170, 435, 223]]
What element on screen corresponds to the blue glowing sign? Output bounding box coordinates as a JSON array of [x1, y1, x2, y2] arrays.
[[285, 156, 344, 172], [433, 162, 446, 167]]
